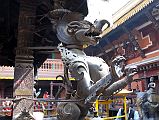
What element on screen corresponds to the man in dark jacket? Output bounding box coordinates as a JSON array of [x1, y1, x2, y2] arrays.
[[115, 101, 140, 120]]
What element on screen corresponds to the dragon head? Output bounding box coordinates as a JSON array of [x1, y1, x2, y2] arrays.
[[56, 12, 102, 47]]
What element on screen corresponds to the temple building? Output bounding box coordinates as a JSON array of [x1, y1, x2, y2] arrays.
[[86, 0, 159, 93]]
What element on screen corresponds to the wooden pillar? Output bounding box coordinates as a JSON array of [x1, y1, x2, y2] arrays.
[[50, 81, 53, 98], [13, 0, 37, 118]]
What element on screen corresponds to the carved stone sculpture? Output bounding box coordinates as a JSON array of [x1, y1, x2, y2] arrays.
[[137, 77, 159, 120], [55, 12, 137, 120]]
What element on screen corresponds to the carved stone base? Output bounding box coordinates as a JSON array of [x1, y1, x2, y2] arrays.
[[13, 108, 35, 120]]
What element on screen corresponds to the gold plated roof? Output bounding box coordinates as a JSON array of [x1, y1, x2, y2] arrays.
[[101, 0, 154, 36]]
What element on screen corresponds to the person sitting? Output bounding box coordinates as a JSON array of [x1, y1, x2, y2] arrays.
[[115, 100, 139, 120]]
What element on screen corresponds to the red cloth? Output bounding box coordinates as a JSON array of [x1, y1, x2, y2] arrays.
[[43, 92, 49, 98]]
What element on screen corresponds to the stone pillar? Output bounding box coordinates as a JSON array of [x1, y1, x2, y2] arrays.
[[13, 0, 37, 118], [13, 49, 34, 116]]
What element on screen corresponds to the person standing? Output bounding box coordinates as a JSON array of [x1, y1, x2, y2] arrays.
[[115, 101, 140, 120]]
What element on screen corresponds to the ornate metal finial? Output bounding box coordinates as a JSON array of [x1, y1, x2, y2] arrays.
[[148, 77, 155, 88]]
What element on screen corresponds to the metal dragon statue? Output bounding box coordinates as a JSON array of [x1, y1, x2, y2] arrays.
[[137, 77, 159, 120], [55, 12, 137, 120]]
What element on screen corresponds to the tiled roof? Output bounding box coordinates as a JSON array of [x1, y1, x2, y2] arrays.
[[101, 0, 154, 36]]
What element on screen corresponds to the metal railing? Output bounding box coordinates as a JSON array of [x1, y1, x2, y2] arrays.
[[0, 98, 83, 118]]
